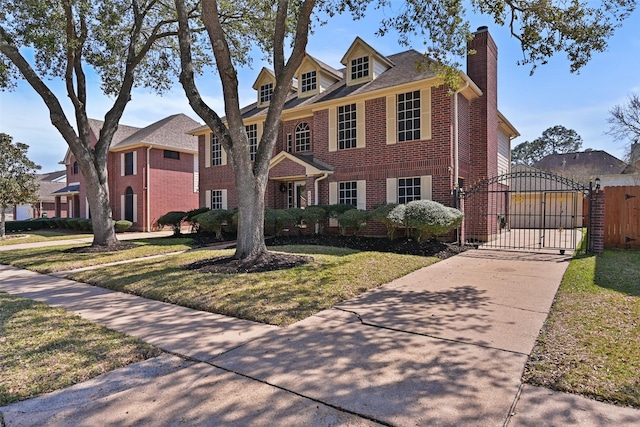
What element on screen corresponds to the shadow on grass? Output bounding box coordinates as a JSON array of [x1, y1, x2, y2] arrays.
[[594, 249, 640, 296]]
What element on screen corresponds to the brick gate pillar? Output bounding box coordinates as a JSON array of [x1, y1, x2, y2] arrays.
[[590, 190, 606, 253]]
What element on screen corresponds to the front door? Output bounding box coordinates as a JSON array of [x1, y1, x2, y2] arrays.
[[287, 181, 307, 208]]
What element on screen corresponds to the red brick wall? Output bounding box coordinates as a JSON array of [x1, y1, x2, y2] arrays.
[[590, 190, 605, 253], [148, 149, 198, 227], [198, 134, 238, 209]]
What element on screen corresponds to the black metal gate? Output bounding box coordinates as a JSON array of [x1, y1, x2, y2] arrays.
[[462, 169, 592, 253]]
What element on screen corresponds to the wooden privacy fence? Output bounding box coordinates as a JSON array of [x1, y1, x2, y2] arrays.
[[604, 186, 640, 249]]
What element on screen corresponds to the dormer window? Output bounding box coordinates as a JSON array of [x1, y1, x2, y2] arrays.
[[341, 37, 393, 87], [351, 56, 369, 80], [300, 71, 317, 93], [260, 82, 273, 104]]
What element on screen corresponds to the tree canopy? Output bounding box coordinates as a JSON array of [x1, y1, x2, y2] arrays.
[[0, 133, 41, 237], [512, 125, 584, 166]]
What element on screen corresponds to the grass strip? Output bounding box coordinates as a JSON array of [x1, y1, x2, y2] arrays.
[[524, 249, 640, 408], [0, 231, 92, 246], [0, 291, 160, 406], [70, 245, 438, 326], [0, 237, 194, 273]]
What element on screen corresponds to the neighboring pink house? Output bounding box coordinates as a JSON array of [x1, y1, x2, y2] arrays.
[[190, 27, 518, 237], [57, 114, 201, 231]]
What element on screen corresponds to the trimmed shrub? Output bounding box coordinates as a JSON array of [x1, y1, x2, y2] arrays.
[[77, 219, 93, 231], [193, 209, 234, 240], [157, 211, 187, 236], [337, 209, 369, 236], [264, 208, 295, 237], [286, 208, 305, 235], [186, 207, 210, 233], [67, 218, 80, 230], [301, 206, 327, 234], [54, 218, 67, 229], [404, 200, 463, 242], [388, 204, 410, 236], [114, 220, 133, 232], [371, 203, 400, 240]]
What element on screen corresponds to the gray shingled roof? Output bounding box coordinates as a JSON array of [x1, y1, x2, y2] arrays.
[[36, 171, 67, 202], [238, 50, 436, 121], [184, 49, 438, 135], [534, 150, 629, 177], [89, 114, 201, 153], [88, 119, 139, 146]]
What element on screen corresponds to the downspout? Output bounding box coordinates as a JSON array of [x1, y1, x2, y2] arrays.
[[314, 173, 330, 234], [146, 146, 151, 232], [453, 81, 469, 195], [453, 81, 469, 245]]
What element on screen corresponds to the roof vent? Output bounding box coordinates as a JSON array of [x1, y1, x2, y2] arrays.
[[476, 26, 488, 32]]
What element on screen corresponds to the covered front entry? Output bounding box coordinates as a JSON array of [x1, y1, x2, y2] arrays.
[[462, 169, 592, 253], [268, 151, 333, 209]]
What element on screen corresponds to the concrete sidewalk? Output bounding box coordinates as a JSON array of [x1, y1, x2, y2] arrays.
[[1, 250, 639, 426]]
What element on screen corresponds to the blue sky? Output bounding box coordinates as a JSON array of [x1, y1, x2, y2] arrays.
[[1, 8, 639, 173]]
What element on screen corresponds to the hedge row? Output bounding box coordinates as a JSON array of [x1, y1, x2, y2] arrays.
[[4, 217, 133, 233], [160, 201, 463, 241]]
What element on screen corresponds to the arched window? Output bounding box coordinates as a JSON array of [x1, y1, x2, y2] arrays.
[[124, 187, 134, 222], [72, 161, 79, 174], [295, 122, 310, 152]]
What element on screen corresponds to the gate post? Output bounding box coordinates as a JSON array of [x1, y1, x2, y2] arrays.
[[590, 189, 606, 253]]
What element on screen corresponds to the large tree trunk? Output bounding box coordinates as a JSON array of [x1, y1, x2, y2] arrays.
[[0, 210, 5, 238], [84, 172, 118, 247], [234, 168, 267, 258]]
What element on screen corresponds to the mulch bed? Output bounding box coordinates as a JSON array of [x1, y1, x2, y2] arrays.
[[186, 251, 313, 274], [186, 234, 470, 274], [64, 242, 139, 253]]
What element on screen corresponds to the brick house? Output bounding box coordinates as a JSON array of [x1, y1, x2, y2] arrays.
[[13, 170, 67, 220], [57, 114, 201, 231], [190, 27, 518, 234]]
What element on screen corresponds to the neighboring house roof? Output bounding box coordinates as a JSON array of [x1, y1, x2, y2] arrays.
[[35, 171, 67, 202], [509, 164, 584, 191], [534, 150, 630, 180], [62, 114, 202, 163], [110, 114, 201, 153]]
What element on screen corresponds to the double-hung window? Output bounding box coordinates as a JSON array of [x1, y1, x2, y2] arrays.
[[397, 90, 421, 142], [338, 104, 357, 150], [398, 177, 421, 204], [211, 135, 222, 166], [246, 124, 258, 161], [211, 190, 224, 210], [339, 181, 358, 206]]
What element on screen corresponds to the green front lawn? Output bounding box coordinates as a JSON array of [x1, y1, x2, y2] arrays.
[[0, 238, 194, 273], [0, 292, 160, 406], [524, 249, 640, 408], [0, 230, 92, 246], [70, 245, 438, 326]]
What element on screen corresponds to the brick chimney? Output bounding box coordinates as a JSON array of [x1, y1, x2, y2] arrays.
[[467, 26, 499, 183]]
